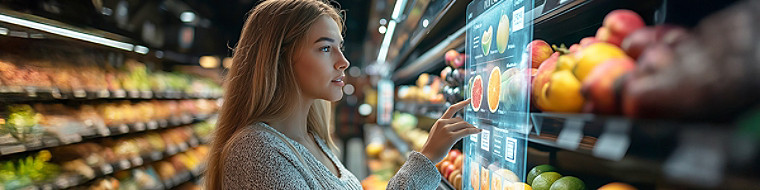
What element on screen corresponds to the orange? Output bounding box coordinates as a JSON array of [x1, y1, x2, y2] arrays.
[[488, 66, 501, 113]]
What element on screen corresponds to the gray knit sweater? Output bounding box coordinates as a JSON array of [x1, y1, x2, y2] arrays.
[[222, 122, 442, 189]]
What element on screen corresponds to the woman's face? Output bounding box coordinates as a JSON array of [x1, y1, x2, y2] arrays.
[[293, 16, 350, 102]]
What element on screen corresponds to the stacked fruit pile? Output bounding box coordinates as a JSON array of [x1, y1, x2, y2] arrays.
[[0, 59, 222, 97], [390, 112, 428, 151], [0, 125, 207, 189], [397, 50, 467, 104], [530, 3, 760, 121], [0, 100, 217, 146], [435, 150, 464, 190]]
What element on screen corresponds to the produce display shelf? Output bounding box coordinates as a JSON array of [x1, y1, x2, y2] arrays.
[[0, 113, 216, 158], [383, 125, 411, 156], [0, 87, 221, 102], [391, 26, 466, 85], [527, 112, 760, 189], [437, 178, 456, 190], [27, 136, 207, 190]]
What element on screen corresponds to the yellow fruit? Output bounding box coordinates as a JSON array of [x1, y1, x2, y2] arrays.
[[573, 43, 627, 81], [598, 182, 637, 190], [491, 175, 502, 190], [495, 169, 520, 183], [488, 66, 501, 113], [555, 55, 577, 71], [538, 70, 584, 113], [507, 182, 532, 190], [496, 14, 510, 53], [366, 143, 384, 158]]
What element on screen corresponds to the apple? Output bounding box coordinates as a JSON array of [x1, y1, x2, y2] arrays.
[[453, 155, 464, 169], [445, 50, 460, 63], [596, 27, 624, 46], [603, 10, 645, 39], [528, 40, 554, 68], [580, 37, 601, 47], [439, 161, 452, 174], [447, 168, 460, 182], [532, 52, 560, 110], [622, 25, 690, 59], [448, 149, 461, 163], [444, 164, 457, 179], [581, 58, 636, 114]]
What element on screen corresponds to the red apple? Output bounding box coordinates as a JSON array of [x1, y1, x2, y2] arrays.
[[581, 58, 636, 114], [580, 37, 601, 47], [528, 40, 554, 68], [596, 27, 624, 46], [603, 9, 646, 39], [445, 50, 459, 63], [448, 149, 461, 163], [439, 161, 452, 174], [444, 164, 457, 179]]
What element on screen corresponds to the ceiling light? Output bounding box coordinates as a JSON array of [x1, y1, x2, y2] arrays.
[[199, 56, 220, 68], [180, 11, 196, 23], [0, 14, 134, 51], [134, 45, 149, 54], [378, 25, 387, 34]]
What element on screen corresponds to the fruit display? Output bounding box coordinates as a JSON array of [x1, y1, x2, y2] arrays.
[[390, 112, 428, 151], [0, 150, 60, 189], [526, 165, 584, 190], [0, 58, 222, 98], [527, 3, 760, 121], [0, 125, 208, 189], [398, 50, 468, 105], [0, 100, 217, 148], [435, 150, 464, 190]]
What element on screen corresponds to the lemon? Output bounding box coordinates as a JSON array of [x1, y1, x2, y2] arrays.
[[573, 42, 627, 81]]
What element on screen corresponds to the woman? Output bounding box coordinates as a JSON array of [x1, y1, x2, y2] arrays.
[[205, 0, 481, 189]]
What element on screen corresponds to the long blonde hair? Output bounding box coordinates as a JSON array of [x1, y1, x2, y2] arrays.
[[205, 0, 343, 189]]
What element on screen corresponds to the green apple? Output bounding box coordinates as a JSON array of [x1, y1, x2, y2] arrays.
[[481, 26, 493, 56], [497, 14, 510, 53]]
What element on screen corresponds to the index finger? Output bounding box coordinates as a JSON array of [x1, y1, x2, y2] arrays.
[[441, 99, 470, 119]]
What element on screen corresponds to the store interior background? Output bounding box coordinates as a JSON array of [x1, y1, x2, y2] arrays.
[[0, 0, 759, 189]]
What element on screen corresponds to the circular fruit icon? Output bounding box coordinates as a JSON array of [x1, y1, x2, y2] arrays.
[[470, 162, 480, 190], [482, 26, 493, 56], [497, 14, 510, 53], [471, 75, 483, 112], [488, 66, 501, 113]]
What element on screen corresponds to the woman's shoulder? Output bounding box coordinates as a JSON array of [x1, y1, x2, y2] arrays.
[[226, 123, 289, 153]]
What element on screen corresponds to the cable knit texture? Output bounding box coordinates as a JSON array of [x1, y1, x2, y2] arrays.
[[222, 122, 441, 189]]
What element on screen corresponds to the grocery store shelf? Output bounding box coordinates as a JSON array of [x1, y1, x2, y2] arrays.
[[527, 112, 760, 189], [0, 87, 222, 102], [437, 178, 456, 190], [392, 26, 465, 84], [383, 126, 410, 156], [0, 113, 216, 158], [24, 136, 206, 190]]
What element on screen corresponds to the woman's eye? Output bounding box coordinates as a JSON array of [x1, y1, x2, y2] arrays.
[[321, 46, 331, 52]]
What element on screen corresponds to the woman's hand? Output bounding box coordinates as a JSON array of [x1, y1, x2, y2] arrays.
[[420, 99, 482, 163]]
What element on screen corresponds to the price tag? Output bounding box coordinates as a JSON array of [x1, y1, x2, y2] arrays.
[[189, 138, 199, 147], [0, 144, 26, 155], [119, 160, 131, 169], [150, 152, 163, 161], [167, 145, 178, 155], [141, 91, 152, 99], [119, 124, 129, 133], [51, 88, 62, 99], [480, 129, 490, 151], [178, 142, 189, 151], [98, 89, 110, 98], [133, 122, 146, 131], [113, 90, 126, 98], [592, 119, 631, 161], [147, 121, 158, 130], [512, 6, 525, 32], [25, 87, 37, 97], [101, 164, 114, 174], [505, 136, 517, 163], [556, 119, 584, 150], [128, 91, 140, 98], [73, 89, 86, 98], [131, 157, 144, 166], [159, 120, 169, 128]]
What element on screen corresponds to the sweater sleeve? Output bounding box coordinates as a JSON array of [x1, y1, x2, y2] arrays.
[[222, 134, 311, 190], [387, 151, 442, 190]]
